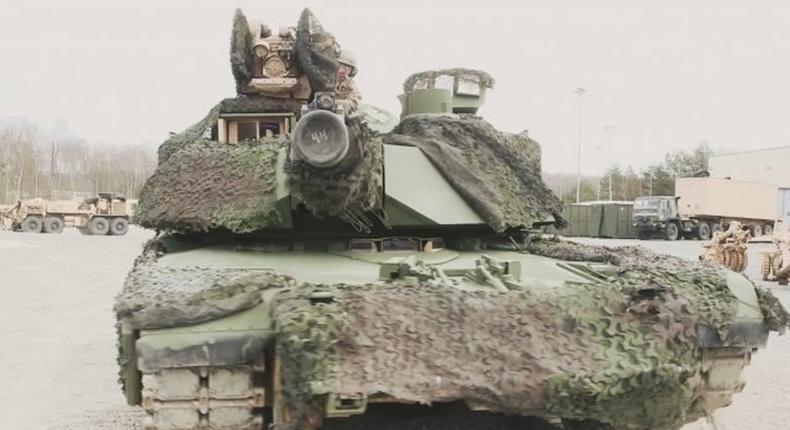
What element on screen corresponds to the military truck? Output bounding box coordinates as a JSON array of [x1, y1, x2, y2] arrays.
[[633, 177, 777, 240], [114, 8, 789, 430], [4, 192, 130, 235]]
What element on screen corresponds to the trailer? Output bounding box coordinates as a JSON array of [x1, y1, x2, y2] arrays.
[[633, 178, 776, 240], [3, 193, 131, 235]]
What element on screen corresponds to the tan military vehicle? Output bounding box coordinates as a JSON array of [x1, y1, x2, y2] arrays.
[[4, 192, 130, 235]]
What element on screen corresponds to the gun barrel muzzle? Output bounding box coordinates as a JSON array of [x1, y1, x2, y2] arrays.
[[292, 110, 349, 168]]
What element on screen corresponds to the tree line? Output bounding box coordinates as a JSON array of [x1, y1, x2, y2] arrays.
[[0, 119, 157, 205], [544, 141, 713, 203]]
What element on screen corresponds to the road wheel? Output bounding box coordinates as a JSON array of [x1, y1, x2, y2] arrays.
[[87, 217, 110, 235], [22, 216, 43, 233], [109, 217, 129, 236], [665, 223, 680, 241], [711, 223, 723, 235], [43, 216, 64, 233], [764, 223, 774, 237], [697, 222, 711, 240], [750, 223, 763, 238]]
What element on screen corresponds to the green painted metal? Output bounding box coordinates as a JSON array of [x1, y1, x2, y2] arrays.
[[600, 203, 636, 238], [563, 202, 635, 238], [119, 322, 141, 406], [399, 88, 453, 117]]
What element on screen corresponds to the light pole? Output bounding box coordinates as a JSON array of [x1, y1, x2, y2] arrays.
[[575, 87, 586, 203], [604, 124, 614, 200]]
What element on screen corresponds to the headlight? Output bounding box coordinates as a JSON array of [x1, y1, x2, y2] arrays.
[[263, 56, 288, 78], [253, 44, 268, 59]]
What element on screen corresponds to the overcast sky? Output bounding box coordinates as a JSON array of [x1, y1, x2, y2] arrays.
[[1, 0, 788, 174]]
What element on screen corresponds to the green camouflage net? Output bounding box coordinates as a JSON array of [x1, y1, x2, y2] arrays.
[[135, 139, 286, 233], [271, 276, 699, 430], [114, 236, 790, 429], [385, 114, 564, 231], [115, 243, 294, 329], [524, 236, 739, 339], [754, 286, 790, 333], [230, 9, 254, 94], [403, 68, 495, 93]]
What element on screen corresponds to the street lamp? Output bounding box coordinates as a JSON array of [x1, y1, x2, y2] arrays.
[[575, 87, 586, 203], [604, 124, 614, 200]]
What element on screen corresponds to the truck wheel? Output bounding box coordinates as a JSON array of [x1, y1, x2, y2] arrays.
[[764, 224, 774, 237], [711, 223, 723, 235], [750, 224, 763, 238], [697, 222, 711, 241], [22, 216, 43, 233], [43, 217, 64, 233], [109, 218, 129, 236], [665, 223, 680, 241], [87, 217, 110, 235]]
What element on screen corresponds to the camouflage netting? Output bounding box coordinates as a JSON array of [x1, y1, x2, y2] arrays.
[[115, 236, 790, 429], [230, 9, 254, 94], [272, 276, 700, 430], [754, 285, 790, 333], [156, 105, 219, 164], [285, 117, 383, 229], [137, 96, 310, 233], [295, 8, 339, 95], [523, 236, 740, 338], [384, 115, 564, 231], [403, 68, 495, 93], [135, 139, 286, 233], [115, 244, 294, 329]]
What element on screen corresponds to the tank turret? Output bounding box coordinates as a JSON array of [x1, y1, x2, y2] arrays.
[[115, 8, 790, 430]]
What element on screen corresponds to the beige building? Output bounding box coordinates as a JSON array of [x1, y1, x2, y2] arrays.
[[709, 146, 790, 187]]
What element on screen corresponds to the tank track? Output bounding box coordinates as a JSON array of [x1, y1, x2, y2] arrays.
[[140, 359, 267, 430], [138, 347, 751, 430]]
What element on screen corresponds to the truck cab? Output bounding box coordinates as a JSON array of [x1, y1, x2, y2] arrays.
[[633, 196, 681, 240]]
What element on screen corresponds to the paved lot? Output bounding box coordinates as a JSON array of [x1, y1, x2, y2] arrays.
[[0, 230, 787, 429]]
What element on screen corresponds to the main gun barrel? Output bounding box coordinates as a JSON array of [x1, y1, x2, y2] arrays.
[[291, 109, 350, 169]]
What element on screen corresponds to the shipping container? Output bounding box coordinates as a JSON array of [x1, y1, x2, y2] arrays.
[[676, 177, 776, 221], [561, 201, 635, 238]]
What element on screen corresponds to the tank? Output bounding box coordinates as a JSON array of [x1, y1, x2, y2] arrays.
[[114, 8, 790, 430]]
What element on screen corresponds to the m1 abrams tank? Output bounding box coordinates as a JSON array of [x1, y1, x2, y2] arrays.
[[115, 8, 790, 430]]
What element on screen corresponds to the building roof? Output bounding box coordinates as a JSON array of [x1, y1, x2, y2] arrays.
[[711, 145, 790, 158]]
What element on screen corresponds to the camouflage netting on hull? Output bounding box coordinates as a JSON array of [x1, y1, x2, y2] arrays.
[[115, 237, 789, 429], [273, 278, 700, 430], [384, 114, 564, 231], [115, 244, 294, 329]]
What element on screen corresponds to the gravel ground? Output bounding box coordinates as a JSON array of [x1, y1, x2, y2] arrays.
[[0, 230, 787, 430]]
